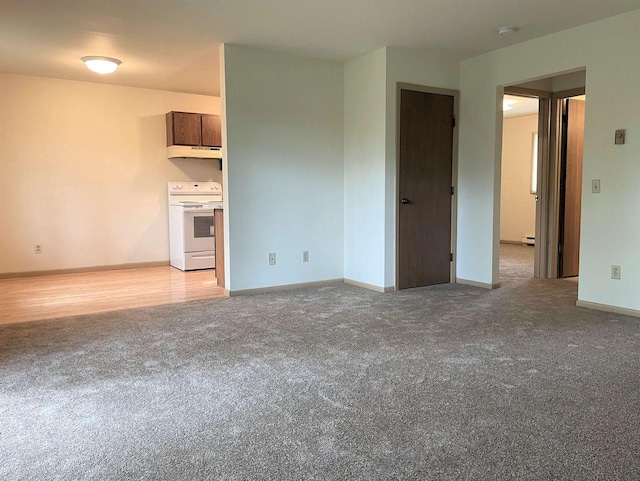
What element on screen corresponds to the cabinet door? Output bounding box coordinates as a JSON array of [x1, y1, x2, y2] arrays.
[[201, 114, 222, 148], [214, 209, 225, 287], [172, 112, 201, 146]]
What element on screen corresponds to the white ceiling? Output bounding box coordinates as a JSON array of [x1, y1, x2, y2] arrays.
[[503, 95, 539, 119], [1, 0, 639, 96]]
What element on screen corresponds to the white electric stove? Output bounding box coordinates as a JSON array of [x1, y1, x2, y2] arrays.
[[168, 182, 223, 271]]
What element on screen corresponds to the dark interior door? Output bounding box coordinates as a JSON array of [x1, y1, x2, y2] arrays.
[[559, 98, 585, 278], [398, 89, 454, 289]]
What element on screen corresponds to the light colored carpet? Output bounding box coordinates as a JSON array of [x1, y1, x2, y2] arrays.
[[499, 243, 534, 283], [1, 246, 638, 480]]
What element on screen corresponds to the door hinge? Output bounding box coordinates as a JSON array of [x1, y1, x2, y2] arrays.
[[558, 244, 562, 253], [450, 253, 453, 262], [451, 186, 455, 195], [452, 116, 456, 128]]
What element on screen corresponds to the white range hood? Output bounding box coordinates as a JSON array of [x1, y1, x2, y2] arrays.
[[166, 145, 223, 160]]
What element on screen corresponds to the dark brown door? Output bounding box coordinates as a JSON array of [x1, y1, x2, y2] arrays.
[[201, 114, 222, 148], [559, 98, 585, 278], [398, 89, 454, 289]]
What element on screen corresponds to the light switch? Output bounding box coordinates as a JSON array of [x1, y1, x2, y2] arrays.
[[592, 179, 601, 194], [615, 129, 625, 145]]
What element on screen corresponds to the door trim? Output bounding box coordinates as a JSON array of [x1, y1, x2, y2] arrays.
[[500, 85, 584, 279], [504, 86, 551, 99], [536, 97, 552, 278], [395, 83, 459, 289], [503, 86, 552, 278]]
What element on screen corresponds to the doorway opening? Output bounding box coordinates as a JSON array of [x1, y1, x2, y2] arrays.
[[499, 69, 586, 283], [499, 94, 539, 283]]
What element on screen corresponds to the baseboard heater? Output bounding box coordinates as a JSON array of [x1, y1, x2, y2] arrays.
[[521, 236, 535, 246]]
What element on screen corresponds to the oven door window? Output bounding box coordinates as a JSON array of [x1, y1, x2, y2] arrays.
[[184, 211, 215, 253], [193, 215, 214, 238]]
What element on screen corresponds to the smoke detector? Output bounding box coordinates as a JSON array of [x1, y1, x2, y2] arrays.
[[497, 26, 517, 36]]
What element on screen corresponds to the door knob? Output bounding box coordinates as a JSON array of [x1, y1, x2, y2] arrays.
[[401, 198, 409, 204]]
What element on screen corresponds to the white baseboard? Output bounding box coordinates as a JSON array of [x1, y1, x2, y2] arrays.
[[0, 260, 170, 279], [344, 278, 395, 293], [456, 278, 500, 290], [576, 300, 640, 318], [229, 278, 396, 296], [228, 279, 344, 297]]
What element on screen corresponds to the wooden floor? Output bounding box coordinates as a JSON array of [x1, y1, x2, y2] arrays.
[[0, 266, 226, 326]]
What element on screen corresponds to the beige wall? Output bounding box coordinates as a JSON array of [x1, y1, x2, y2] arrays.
[[0, 73, 220, 274], [343, 48, 387, 287], [458, 10, 640, 311], [383, 47, 460, 287], [221, 45, 344, 292], [343, 47, 460, 289], [500, 114, 537, 242]]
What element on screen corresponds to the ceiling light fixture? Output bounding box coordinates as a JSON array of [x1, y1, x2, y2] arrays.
[[503, 99, 517, 111], [497, 26, 517, 36], [81, 56, 122, 75]]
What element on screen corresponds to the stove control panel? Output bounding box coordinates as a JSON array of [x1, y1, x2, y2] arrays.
[[168, 182, 222, 195]]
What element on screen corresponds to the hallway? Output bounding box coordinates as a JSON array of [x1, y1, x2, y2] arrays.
[[500, 243, 534, 285]]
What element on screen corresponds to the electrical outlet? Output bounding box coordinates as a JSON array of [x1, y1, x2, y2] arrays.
[[611, 265, 621, 280], [592, 179, 601, 194], [268, 252, 276, 266], [34, 244, 43, 255], [303, 251, 309, 262]]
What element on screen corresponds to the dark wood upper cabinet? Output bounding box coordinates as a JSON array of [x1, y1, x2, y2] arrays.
[[201, 114, 222, 148], [166, 112, 200, 146], [166, 111, 222, 148]]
